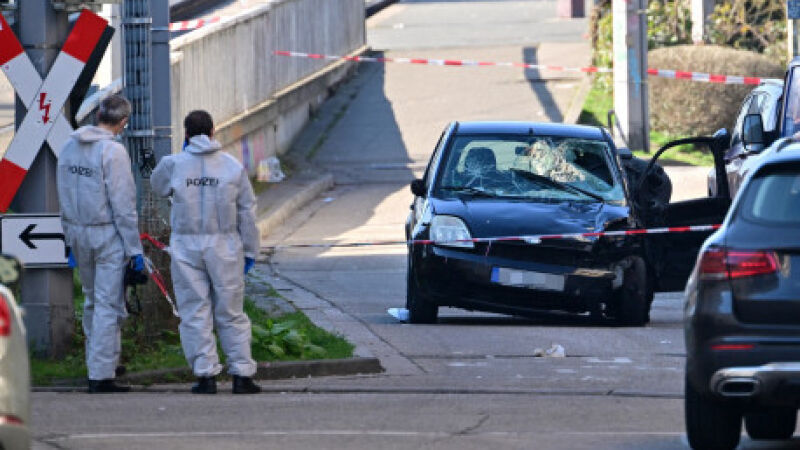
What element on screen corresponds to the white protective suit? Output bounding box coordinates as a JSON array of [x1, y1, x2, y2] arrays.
[[150, 135, 259, 377], [56, 126, 143, 381]]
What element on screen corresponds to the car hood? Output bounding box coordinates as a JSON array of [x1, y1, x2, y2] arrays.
[[429, 197, 630, 238]]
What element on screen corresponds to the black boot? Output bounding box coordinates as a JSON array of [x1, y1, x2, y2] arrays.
[[191, 376, 217, 394], [232, 375, 261, 394], [87, 379, 131, 394]]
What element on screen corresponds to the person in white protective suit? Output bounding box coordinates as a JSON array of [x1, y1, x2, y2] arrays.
[[56, 94, 144, 394], [150, 110, 261, 394]]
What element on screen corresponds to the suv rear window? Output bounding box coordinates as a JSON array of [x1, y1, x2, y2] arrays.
[[738, 164, 800, 224]]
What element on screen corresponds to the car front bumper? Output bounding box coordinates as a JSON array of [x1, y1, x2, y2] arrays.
[[413, 244, 618, 316]]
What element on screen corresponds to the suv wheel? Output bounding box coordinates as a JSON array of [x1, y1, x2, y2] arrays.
[[406, 261, 438, 324], [614, 257, 649, 326], [745, 408, 797, 440], [685, 376, 742, 450]]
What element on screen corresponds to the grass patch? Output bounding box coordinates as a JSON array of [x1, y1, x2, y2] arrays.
[[577, 82, 614, 128], [31, 274, 354, 385], [577, 80, 715, 167]]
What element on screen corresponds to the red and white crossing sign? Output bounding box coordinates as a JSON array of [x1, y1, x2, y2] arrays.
[[0, 10, 108, 213]]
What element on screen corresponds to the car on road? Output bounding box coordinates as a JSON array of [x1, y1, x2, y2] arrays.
[[406, 121, 731, 325], [0, 254, 30, 450], [708, 79, 783, 198], [684, 140, 800, 449]]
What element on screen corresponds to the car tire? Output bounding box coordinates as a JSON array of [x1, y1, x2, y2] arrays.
[[745, 408, 797, 440], [614, 257, 649, 326], [406, 261, 438, 324], [685, 376, 742, 450]]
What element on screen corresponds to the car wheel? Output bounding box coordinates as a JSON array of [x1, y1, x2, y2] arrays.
[[614, 257, 649, 326], [745, 408, 797, 440], [685, 376, 742, 450], [406, 260, 438, 324]]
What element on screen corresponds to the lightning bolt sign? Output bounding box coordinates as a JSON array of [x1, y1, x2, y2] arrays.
[[0, 10, 108, 212], [39, 93, 51, 124]]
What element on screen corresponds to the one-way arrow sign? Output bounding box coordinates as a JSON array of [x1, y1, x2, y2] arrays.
[[0, 214, 68, 267], [19, 223, 66, 255]]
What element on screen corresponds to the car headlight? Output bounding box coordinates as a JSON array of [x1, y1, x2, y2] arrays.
[[429, 215, 474, 248]]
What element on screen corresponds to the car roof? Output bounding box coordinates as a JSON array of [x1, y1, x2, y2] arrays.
[[454, 121, 606, 140], [756, 140, 800, 168], [755, 80, 784, 94]]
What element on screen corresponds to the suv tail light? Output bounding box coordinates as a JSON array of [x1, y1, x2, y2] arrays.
[[699, 249, 778, 280], [0, 293, 10, 336]]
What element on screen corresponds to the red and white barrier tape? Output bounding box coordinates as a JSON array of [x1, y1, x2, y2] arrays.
[[261, 224, 722, 250], [169, 16, 221, 31], [143, 256, 180, 318], [274, 51, 777, 86]]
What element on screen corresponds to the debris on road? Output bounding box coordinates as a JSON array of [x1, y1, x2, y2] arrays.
[[533, 344, 566, 358], [388, 307, 410, 322]]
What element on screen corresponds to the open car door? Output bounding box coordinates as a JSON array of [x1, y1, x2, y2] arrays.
[[636, 130, 732, 292]]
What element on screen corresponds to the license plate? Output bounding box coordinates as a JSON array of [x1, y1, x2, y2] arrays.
[[491, 267, 565, 291]]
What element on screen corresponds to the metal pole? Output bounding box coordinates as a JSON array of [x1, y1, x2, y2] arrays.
[[151, 0, 172, 162], [14, 0, 74, 357], [122, 0, 174, 336], [612, 0, 649, 151], [793, 19, 800, 58], [691, 0, 714, 44]]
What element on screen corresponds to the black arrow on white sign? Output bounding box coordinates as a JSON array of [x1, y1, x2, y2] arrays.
[[19, 224, 65, 250]]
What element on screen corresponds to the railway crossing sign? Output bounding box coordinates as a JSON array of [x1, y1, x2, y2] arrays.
[[0, 214, 67, 268], [0, 9, 109, 213]]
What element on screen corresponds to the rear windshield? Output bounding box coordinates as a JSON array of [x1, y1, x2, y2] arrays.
[[738, 164, 800, 224], [434, 134, 625, 203]]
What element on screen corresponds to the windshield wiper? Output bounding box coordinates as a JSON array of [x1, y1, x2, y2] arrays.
[[509, 169, 605, 203], [440, 185, 497, 198]]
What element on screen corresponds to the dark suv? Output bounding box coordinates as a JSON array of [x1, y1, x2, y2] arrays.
[[684, 141, 800, 449]]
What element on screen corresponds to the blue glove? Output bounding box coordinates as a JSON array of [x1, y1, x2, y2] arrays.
[[67, 248, 77, 269], [244, 257, 255, 275], [132, 254, 145, 273]]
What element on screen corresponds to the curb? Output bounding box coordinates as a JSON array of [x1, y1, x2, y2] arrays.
[[564, 74, 593, 125], [256, 173, 334, 239], [365, 0, 399, 17], [34, 357, 383, 391]]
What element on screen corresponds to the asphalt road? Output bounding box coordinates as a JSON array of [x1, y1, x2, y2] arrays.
[[29, 1, 772, 449]]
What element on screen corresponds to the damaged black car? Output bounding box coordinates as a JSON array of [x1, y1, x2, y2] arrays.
[[405, 121, 731, 326]]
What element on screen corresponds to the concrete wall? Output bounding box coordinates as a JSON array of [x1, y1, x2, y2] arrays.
[[169, 0, 366, 174]]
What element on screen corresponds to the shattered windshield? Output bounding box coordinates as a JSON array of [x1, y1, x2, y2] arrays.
[[435, 134, 625, 203]]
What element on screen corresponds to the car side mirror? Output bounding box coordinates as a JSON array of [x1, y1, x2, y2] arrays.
[[0, 254, 22, 293], [410, 179, 426, 197], [617, 147, 633, 160], [742, 114, 765, 153]]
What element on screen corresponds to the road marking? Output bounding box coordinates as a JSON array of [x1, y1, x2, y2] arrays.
[[585, 357, 633, 364], [45, 429, 690, 441]]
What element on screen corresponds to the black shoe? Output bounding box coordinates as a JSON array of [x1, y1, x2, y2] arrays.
[[232, 376, 261, 394], [191, 376, 217, 394], [87, 379, 131, 394]]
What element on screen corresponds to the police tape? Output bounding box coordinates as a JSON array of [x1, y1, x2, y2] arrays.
[[169, 16, 222, 31], [260, 224, 722, 251], [143, 256, 180, 318], [273, 50, 778, 86]]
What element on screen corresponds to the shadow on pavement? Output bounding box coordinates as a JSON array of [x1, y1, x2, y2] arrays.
[[523, 46, 564, 123]]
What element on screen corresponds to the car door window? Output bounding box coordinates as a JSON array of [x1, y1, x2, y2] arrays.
[[783, 67, 800, 136], [730, 94, 753, 149]]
